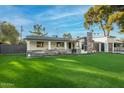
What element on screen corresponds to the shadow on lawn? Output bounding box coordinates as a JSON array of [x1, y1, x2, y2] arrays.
[[55, 54, 124, 73], [0, 57, 77, 88], [43, 61, 124, 88], [0, 54, 124, 88]]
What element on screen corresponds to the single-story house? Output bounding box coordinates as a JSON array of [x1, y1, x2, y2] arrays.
[[25, 35, 86, 57], [25, 32, 124, 57]]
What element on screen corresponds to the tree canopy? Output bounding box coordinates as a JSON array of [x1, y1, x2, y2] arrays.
[[84, 5, 124, 37], [30, 24, 48, 36], [63, 32, 72, 39], [0, 21, 19, 44]]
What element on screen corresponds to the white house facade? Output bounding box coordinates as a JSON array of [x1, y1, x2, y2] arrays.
[[25, 32, 124, 57]]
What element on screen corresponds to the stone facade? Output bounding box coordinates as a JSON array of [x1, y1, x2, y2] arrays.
[[87, 32, 94, 53]]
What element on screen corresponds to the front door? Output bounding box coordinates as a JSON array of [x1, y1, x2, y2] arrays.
[[68, 42, 71, 49], [101, 43, 104, 52]]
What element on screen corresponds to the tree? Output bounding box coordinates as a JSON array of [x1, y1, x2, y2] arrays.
[[0, 21, 19, 44], [63, 32, 72, 39], [84, 5, 113, 37], [84, 5, 124, 36], [30, 24, 47, 36], [107, 6, 124, 33]]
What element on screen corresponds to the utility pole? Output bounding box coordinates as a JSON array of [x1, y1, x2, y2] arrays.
[[20, 26, 23, 41]]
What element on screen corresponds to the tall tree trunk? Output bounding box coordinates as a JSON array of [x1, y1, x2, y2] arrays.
[[107, 31, 110, 37], [100, 21, 106, 37]]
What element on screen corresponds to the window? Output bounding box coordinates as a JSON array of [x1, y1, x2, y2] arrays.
[[37, 42, 44, 47], [56, 42, 64, 47]]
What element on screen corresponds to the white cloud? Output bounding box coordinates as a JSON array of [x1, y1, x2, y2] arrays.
[[0, 5, 92, 38], [35, 5, 88, 21], [1, 16, 33, 26], [58, 22, 82, 28], [0, 6, 33, 27], [48, 12, 81, 20]]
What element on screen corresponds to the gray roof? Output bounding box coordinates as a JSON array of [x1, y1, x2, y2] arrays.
[[25, 35, 73, 41], [76, 37, 87, 40]]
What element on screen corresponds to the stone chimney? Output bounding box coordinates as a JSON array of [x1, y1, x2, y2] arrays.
[[87, 32, 94, 53]]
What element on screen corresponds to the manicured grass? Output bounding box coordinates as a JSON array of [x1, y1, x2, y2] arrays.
[[0, 53, 124, 88]]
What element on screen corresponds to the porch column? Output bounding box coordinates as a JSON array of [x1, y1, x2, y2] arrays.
[[99, 43, 101, 52], [27, 40, 30, 51], [48, 41, 51, 50], [79, 42, 82, 50], [64, 41, 67, 50], [112, 43, 114, 53], [105, 43, 109, 52], [26, 40, 31, 58], [75, 42, 78, 49]]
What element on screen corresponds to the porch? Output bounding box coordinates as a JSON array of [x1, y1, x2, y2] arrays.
[[114, 43, 124, 54], [26, 40, 81, 57], [27, 40, 76, 50], [94, 42, 124, 53]]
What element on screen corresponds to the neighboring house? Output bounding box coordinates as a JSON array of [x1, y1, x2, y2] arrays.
[[87, 32, 124, 53], [93, 37, 114, 52], [25, 32, 124, 57]]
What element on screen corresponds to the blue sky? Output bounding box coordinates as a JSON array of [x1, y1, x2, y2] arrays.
[[0, 5, 124, 39]]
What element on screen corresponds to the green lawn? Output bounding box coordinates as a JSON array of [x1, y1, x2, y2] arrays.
[[0, 53, 124, 88]]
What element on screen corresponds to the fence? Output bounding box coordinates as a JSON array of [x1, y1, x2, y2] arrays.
[[0, 44, 26, 54]]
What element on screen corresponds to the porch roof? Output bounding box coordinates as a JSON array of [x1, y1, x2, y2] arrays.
[[25, 35, 74, 42]]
